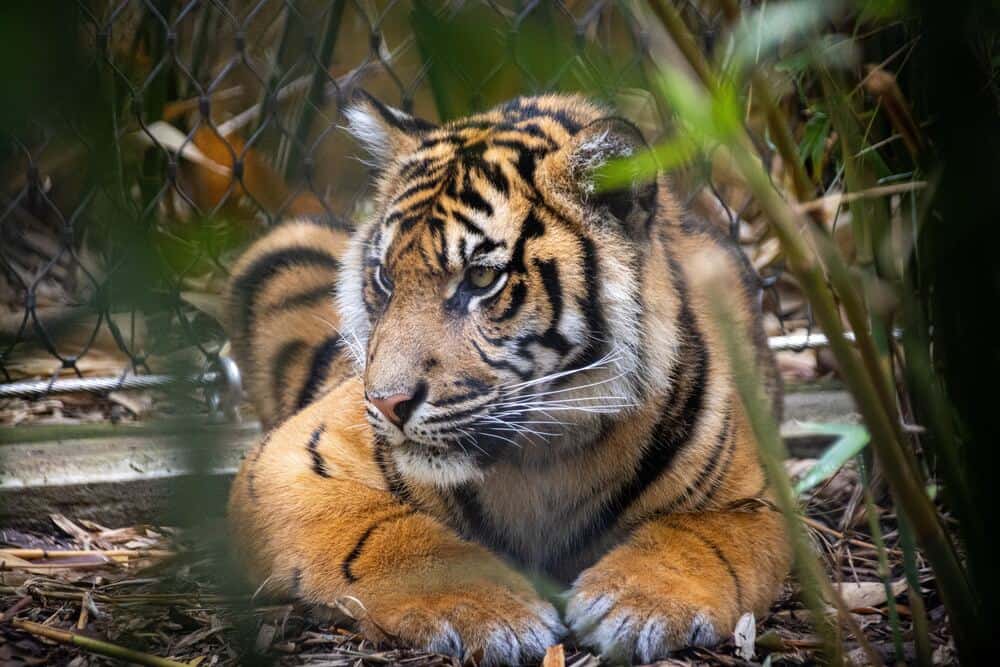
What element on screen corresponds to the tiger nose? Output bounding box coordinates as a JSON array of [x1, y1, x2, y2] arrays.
[[369, 392, 418, 428]]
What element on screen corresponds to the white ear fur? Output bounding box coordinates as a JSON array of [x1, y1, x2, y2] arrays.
[[343, 103, 395, 166], [571, 129, 637, 195], [342, 93, 437, 168], [562, 117, 656, 238]]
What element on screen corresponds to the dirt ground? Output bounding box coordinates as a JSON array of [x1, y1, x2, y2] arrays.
[[0, 456, 957, 667]]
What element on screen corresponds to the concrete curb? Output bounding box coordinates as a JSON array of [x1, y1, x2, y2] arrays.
[[1, 391, 856, 527]]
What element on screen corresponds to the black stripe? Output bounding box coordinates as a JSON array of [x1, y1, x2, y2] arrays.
[[677, 412, 733, 512], [357, 91, 437, 134], [451, 483, 510, 554], [690, 419, 737, 512], [451, 209, 484, 236], [295, 335, 344, 410], [493, 280, 527, 322], [512, 122, 558, 143], [373, 436, 413, 503], [516, 149, 539, 185], [458, 187, 493, 216], [431, 387, 488, 407], [262, 282, 336, 317], [423, 400, 489, 425], [393, 178, 441, 205], [341, 509, 416, 583], [471, 339, 532, 380], [678, 523, 745, 609], [475, 159, 509, 194], [555, 233, 609, 375], [501, 99, 582, 133], [509, 212, 545, 273], [559, 304, 708, 553], [233, 247, 340, 338], [306, 424, 330, 478], [529, 258, 573, 354], [245, 431, 274, 502], [398, 158, 433, 180], [271, 339, 308, 413]]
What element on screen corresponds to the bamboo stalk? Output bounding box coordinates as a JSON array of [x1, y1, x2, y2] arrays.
[[644, 0, 981, 659], [859, 457, 906, 665], [794, 181, 927, 215], [705, 281, 885, 667], [12, 619, 191, 667], [897, 510, 934, 667], [713, 0, 904, 437]]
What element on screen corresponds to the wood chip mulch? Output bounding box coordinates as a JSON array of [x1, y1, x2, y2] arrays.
[[0, 463, 958, 666]]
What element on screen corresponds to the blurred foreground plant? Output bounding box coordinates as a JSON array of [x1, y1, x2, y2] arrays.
[[599, 0, 996, 661]]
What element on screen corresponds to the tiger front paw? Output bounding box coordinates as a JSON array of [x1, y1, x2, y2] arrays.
[[565, 564, 735, 664], [357, 585, 565, 666]]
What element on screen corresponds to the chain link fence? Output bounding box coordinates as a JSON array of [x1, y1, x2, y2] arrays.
[[0, 0, 817, 422]]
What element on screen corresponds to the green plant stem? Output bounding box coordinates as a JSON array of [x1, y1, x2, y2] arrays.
[[715, 0, 817, 205], [897, 509, 934, 667], [729, 131, 976, 661], [707, 285, 891, 667], [713, 0, 902, 436], [706, 293, 842, 666], [648, 1, 716, 89], [859, 457, 906, 665], [13, 620, 189, 667], [286, 0, 346, 183], [644, 1, 980, 659]]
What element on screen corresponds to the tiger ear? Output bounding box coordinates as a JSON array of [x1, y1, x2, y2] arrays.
[[563, 117, 658, 238], [343, 90, 438, 168]]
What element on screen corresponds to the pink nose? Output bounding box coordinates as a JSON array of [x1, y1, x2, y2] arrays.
[[369, 393, 414, 428]]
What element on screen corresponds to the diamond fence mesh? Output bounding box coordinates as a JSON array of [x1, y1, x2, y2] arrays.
[[0, 0, 814, 417]]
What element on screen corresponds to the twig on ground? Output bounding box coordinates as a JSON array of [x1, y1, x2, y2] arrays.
[[12, 619, 192, 667]]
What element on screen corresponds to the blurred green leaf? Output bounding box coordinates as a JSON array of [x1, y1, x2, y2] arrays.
[[596, 67, 741, 190], [596, 136, 698, 190], [799, 111, 832, 182], [795, 423, 871, 494], [732, 0, 847, 70], [655, 68, 742, 142], [856, 0, 908, 22], [776, 34, 862, 75]]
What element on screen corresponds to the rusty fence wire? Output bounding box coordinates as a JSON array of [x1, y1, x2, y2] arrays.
[[0, 0, 814, 414]]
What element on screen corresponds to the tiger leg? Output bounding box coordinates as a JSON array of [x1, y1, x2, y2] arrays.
[[228, 380, 563, 665], [565, 507, 789, 663]]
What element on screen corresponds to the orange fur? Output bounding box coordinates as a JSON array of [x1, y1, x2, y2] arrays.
[[225, 94, 789, 664]]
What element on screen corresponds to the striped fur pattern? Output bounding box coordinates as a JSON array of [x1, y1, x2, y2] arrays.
[[226, 93, 789, 665]]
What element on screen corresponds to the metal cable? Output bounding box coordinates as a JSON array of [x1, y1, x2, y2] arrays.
[[0, 332, 889, 399], [0, 372, 219, 399]]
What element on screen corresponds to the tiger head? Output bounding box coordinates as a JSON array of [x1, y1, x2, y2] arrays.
[[338, 93, 660, 486]]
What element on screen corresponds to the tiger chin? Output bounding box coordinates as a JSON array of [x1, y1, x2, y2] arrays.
[[225, 92, 790, 665]]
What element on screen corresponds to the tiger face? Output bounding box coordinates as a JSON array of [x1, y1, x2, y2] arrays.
[[338, 94, 658, 486]]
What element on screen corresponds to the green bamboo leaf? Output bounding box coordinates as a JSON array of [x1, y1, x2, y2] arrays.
[[594, 135, 699, 191], [794, 422, 871, 494]]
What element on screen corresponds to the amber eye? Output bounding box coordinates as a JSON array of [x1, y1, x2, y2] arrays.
[[466, 266, 500, 290]]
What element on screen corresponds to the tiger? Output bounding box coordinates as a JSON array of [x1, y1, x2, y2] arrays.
[[225, 92, 790, 665]]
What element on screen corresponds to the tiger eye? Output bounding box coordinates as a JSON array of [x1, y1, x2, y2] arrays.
[[468, 266, 498, 289]]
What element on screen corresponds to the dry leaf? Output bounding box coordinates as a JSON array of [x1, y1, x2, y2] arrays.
[[134, 121, 231, 176], [733, 612, 756, 660], [833, 579, 907, 611]]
